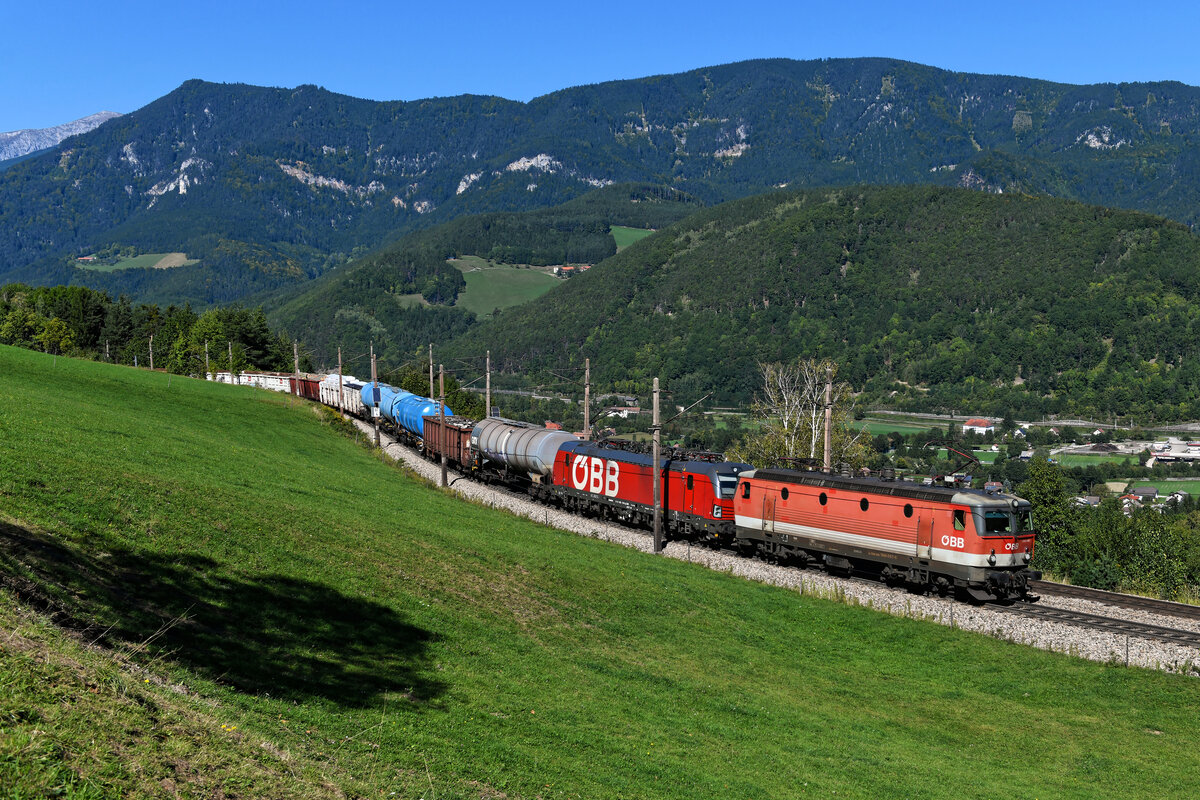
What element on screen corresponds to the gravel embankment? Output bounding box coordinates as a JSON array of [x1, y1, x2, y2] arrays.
[[357, 419, 1200, 677]]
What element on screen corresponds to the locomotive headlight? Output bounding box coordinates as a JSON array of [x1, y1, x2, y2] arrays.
[[1023, 549, 1032, 563], [988, 549, 997, 566], [712, 505, 722, 518]]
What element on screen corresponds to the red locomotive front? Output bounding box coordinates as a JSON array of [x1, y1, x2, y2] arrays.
[[733, 468, 1038, 601]]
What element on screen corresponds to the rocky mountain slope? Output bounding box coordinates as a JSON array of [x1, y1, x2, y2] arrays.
[[0, 111, 121, 161]]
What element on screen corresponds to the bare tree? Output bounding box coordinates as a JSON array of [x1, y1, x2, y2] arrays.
[[729, 358, 868, 469]]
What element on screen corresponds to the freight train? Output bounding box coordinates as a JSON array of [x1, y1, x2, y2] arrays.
[[224, 371, 1040, 602]]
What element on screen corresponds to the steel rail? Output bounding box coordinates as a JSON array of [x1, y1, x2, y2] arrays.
[[997, 603, 1200, 649], [1031, 580, 1200, 622]]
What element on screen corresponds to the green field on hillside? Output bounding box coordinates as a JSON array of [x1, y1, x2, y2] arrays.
[[3, 344, 1200, 798], [855, 417, 943, 436], [75, 252, 199, 272], [611, 225, 655, 251], [1055, 452, 1138, 467], [450, 256, 560, 317], [1128, 480, 1200, 495]]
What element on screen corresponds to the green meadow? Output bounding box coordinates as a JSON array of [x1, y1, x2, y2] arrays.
[[2, 344, 1199, 798], [450, 256, 561, 317], [1054, 452, 1138, 467], [75, 252, 199, 272], [610, 225, 654, 251], [855, 417, 942, 436]]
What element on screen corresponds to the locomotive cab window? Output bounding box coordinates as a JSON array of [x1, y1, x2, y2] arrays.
[[953, 510, 966, 531], [780, 488, 789, 500], [742, 482, 751, 499], [980, 510, 1014, 535], [686, 474, 694, 490]]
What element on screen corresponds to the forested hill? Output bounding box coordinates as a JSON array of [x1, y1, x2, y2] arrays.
[[444, 186, 1200, 421], [4, 59, 1200, 307], [267, 183, 700, 366]]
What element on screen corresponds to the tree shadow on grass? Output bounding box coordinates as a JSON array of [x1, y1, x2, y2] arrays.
[[0, 520, 445, 708]]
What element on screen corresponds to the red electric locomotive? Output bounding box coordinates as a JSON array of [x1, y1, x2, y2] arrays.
[[551, 441, 751, 543], [733, 468, 1039, 602]]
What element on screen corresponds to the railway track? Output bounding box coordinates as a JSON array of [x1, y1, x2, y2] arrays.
[[998, 602, 1200, 650], [1031, 580, 1200, 623]]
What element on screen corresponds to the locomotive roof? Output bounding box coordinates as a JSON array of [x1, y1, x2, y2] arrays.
[[749, 467, 1027, 507]]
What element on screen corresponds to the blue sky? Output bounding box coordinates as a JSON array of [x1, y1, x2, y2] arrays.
[[4, 0, 1198, 132]]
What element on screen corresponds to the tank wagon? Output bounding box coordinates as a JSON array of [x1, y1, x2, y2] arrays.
[[359, 383, 453, 443], [734, 468, 1038, 602], [471, 417, 579, 485]]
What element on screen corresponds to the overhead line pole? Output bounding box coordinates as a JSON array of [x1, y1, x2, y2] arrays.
[[148, 334, 154, 371], [486, 350, 491, 418], [337, 346, 344, 415], [439, 364, 448, 488], [293, 341, 300, 395], [823, 364, 833, 473], [652, 377, 662, 553], [429, 343, 434, 399], [371, 342, 380, 449], [204, 340, 209, 379], [584, 357, 591, 440]]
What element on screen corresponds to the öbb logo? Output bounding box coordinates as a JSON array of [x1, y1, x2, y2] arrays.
[[572, 455, 620, 497]]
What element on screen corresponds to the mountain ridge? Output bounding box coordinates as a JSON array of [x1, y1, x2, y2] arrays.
[[4, 58, 1200, 306], [0, 111, 121, 161]]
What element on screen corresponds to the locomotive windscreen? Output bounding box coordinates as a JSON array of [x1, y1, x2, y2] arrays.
[[717, 475, 739, 498], [979, 508, 1034, 534]]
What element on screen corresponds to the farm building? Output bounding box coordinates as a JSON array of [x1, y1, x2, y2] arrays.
[[962, 418, 995, 435]]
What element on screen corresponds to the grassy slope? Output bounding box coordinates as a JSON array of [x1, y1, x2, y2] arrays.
[[2, 344, 1200, 798], [451, 256, 561, 317], [611, 226, 655, 251], [75, 252, 199, 272]]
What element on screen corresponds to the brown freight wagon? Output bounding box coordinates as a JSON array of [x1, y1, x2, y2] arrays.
[[289, 375, 323, 401], [422, 415, 476, 469]]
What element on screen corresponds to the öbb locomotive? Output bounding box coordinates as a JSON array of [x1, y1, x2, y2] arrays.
[[284, 374, 1041, 602], [735, 468, 1038, 602]]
